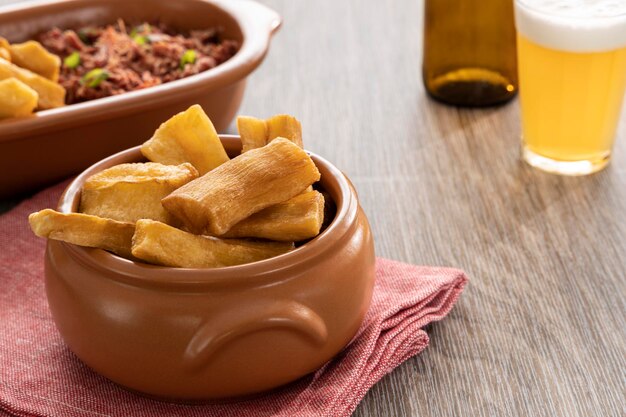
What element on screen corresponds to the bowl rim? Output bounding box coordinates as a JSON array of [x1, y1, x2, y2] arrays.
[[52, 135, 360, 290], [0, 0, 282, 142]]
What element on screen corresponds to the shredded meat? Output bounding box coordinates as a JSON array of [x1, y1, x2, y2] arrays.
[[38, 20, 239, 104]]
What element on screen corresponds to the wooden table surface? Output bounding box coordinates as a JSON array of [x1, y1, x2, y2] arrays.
[[2, 0, 625, 416]]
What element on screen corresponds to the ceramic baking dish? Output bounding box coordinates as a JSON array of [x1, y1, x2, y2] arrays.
[[0, 0, 281, 198]]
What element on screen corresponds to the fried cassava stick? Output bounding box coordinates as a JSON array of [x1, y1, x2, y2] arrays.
[[9, 40, 61, 82], [237, 115, 268, 153], [0, 57, 64, 109], [80, 162, 198, 224], [221, 191, 325, 241], [162, 138, 320, 235], [237, 114, 303, 152], [0, 78, 38, 118], [131, 219, 294, 268], [141, 105, 230, 175], [28, 209, 135, 258], [266, 114, 303, 148]]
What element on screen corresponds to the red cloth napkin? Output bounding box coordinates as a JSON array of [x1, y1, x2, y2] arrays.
[[0, 181, 468, 417]]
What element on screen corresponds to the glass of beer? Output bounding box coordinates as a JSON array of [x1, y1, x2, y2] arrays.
[[515, 0, 626, 175]]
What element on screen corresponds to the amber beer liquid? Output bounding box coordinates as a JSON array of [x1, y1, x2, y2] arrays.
[[515, 0, 626, 175]]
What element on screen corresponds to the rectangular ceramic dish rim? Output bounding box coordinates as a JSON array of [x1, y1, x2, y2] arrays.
[[0, 0, 268, 142]]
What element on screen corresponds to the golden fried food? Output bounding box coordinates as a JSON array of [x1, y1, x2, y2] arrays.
[[28, 209, 135, 258], [237, 114, 303, 152], [80, 162, 198, 224], [27, 108, 324, 268], [141, 104, 230, 175], [0, 78, 38, 119], [266, 114, 303, 148], [131, 219, 294, 268], [0, 38, 10, 62], [162, 138, 320, 235], [0, 58, 65, 109], [237, 115, 268, 152], [222, 191, 325, 241], [9, 40, 61, 81]]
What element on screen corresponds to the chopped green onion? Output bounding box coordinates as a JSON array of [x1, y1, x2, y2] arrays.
[[130, 23, 152, 45], [80, 68, 109, 88], [63, 52, 81, 69], [130, 24, 151, 38], [180, 49, 197, 69], [132, 34, 149, 45]]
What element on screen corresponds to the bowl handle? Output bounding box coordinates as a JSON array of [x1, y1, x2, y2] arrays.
[[183, 300, 327, 371], [213, 0, 282, 36]]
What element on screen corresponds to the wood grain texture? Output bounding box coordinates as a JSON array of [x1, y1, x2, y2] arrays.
[[1, 0, 625, 416]]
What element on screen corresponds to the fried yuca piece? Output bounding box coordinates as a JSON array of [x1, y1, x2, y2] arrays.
[[132, 219, 294, 268], [28, 209, 135, 258], [0, 58, 64, 109], [0, 38, 10, 62], [162, 138, 320, 236], [9, 41, 61, 82], [0, 78, 38, 119], [237, 115, 268, 152], [266, 114, 303, 148], [221, 191, 325, 241], [237, 114, 303, 152], [141, 104, 230, 175], [80, 162, 198, 224]]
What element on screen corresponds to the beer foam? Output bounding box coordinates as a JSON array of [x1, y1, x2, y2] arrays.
[[515, 0, 626, 52]]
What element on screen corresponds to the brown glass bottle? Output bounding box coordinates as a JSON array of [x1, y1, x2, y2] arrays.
[[423, 0, 518, 107]]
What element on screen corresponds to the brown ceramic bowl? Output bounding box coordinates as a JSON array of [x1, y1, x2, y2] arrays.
[[0, 0, 281, 198], [44, 136, 376, 400]]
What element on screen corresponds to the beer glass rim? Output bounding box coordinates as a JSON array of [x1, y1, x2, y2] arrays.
[[515, 0, 626, 20]]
